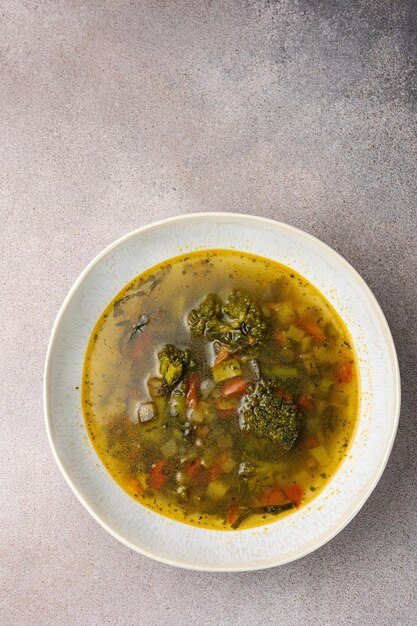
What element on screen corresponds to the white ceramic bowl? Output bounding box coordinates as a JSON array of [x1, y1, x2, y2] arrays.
[[44, 213, 400, 571]]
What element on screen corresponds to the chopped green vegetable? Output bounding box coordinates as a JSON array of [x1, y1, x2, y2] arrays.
[[286, 325, 305, 343], [269, 365, 299, 379], [230, 503, 294, 529], [158, 344, 197, 388], [188, 290, 267, 349], [188, 294, 223, 336], [239, 380, 299, 450]]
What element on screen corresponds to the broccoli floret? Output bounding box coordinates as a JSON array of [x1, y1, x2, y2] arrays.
[[223, 290, 267, 344], [239, 380, 299, 450], [187, 290, 267, 349], [158, 344, 197, 388], [188, 294, 222, 336]]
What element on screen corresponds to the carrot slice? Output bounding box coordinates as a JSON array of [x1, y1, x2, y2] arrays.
[[298, 317, 325, 343], [186, 374, 199, 409], [284, 484, 304, 507], [302, 436, 320, 450], [336, 361, 353, 384], [258, 486, 287, 507], [222, 377, 249, 397], [298, 395, 312, 409], [226, 504, 241, 525], [276, 389, 294, 402], [149, 459, 168, 490], [274, 330, 286, 345], [184, 459, 203, 477], [214, 347, 231, 366], [209, 465, 223, 481]]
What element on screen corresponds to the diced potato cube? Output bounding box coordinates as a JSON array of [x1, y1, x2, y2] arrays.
[[276, 302, 294, 326], [206, 480, 229, 500], [310, 445, 331, 467], [302, 352, 318, 375], [300, 335, 313, 353], [294, 470, 310, 484], [286, 324, 305, 342]]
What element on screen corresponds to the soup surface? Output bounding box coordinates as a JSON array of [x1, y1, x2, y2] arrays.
[[82, 250, 359, 530]]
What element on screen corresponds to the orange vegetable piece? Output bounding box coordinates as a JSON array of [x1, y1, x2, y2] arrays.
[[222, 377, 249, 397], [276, 389, 294, 402], [209, 465, 223, 481], [186, 374, 199, 409], [336, 361, 353, 384], [214, 348, 231, 366], [149, 459, 168, 490], [284, 484, 304, 507], [226, 503, 240, 525], [298, 317, 325, 343], [274, 330, 286, 345], [217, 450, 232, 465], [258, 486, 287, 507], [298, 395, 312, 409], [184, 459, 203, 477], [302, 436, 320, 450]]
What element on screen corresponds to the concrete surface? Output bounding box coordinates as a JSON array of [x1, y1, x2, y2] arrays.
[[1, 1, 416, 624]]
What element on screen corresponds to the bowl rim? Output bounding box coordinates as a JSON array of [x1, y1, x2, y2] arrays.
[[44, 212, 401, 571]]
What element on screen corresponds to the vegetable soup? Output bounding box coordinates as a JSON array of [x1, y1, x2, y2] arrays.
[[82, 250, 359, 530]]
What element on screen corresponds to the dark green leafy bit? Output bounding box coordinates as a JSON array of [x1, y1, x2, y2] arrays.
[[239, 380, 299, 450], [187, 290, 267, 349], [129, 314, 149, 341], [158, 344, 197, 388], [113, 274, 162, 317], [230, 503, 294, 529]]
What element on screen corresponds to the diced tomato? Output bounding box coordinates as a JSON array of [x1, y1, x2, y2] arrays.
[[297, 317, 325, 343], [214, 348, 231, 366], [209, 465, 223, 481], [298, 395, 312, 409], [218, 407, 237, 418], [222, 377, 249, 397], [284, 484, 304, 507], [336, 361, 353, 384], [276, 389, 294, 402], [274, 330, 286, 345], [226, 503, 240, 526], [258, 486, 287, 507], [184, 459, 203, 477], [186, 374, 199, 409], [217, 450, 232, 465], [302, 436, 320, 450], [149, 459, 168, 490]]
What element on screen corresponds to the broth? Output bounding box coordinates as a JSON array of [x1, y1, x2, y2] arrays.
[[82, 250, 359, 530]]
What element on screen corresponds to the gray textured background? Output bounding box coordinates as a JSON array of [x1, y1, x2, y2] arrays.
[[1, 1, 416, 625]]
